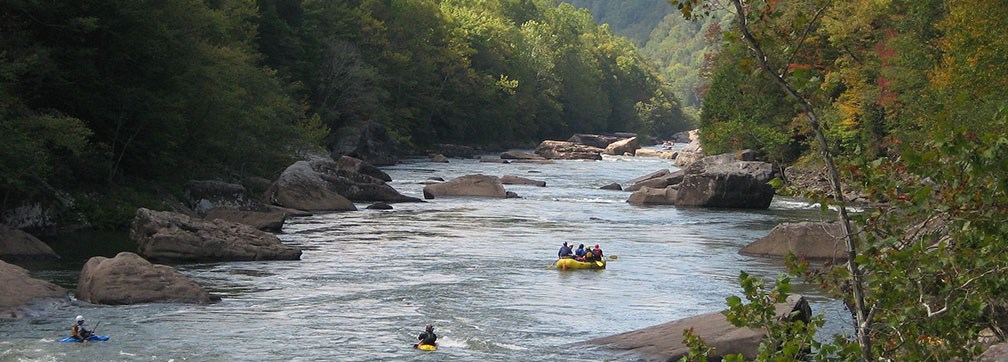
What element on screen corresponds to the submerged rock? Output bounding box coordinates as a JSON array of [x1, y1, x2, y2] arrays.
[[76, 252, 217, 305]]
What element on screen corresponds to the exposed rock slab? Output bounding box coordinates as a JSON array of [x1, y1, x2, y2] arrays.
[[422, 174, 508, 199], [204, 208, 285, 232], [627, 186, 678, 205], [501, 175, 546, 187], [586, 295, 810, 361], [604, 137, 640, 156], [535, 140, 603, 160], [266, 160, 356, 211], [626, 170, 684, 192], [500, 150, 545, 160], [131, 208, 301, 262], [0, 225, 59, 261], [568, 134, 622, 148], [76, 252, 216, 305], [0, 260, 66, 318], [334, 155, 391, 182], [740, 221, 847, 261]]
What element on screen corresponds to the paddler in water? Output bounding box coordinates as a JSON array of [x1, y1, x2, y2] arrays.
[[70, 315, 93, 341], [415, 324, 437, 348]]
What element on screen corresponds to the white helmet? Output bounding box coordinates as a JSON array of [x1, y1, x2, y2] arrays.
[[75, 315, 84, 323]]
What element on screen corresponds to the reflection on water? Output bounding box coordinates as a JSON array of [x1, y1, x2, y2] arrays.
[[1, 153, 850, 361]]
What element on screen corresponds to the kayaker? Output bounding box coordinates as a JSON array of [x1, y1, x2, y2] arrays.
[[593, 244, 604, 259], [558, 242, 573, 259], [70, 315, 93, 341], [416, 324, 437, 347], [574, 244, 586, 261]]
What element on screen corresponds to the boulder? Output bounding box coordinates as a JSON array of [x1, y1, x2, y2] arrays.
[[627, 186, 678, 205], [600, 183, 623, 191], [422, 174, 508, 199], [500, 175, 546, 187], [604, 137, 640, 156], [500, 150, 545, 160], [366, 202, 393, 210], [626, 170, 685, 192], [0, 260, 66, 318], [980, 342, 1008, 362], [204, 208, 286, 232], [568, 134, 621, 149], [506, 191, 521, 199], [740, 221, 847, 261], [634, 149, 677, 159], [675, 153, 776, 209], [334, 155, 391, 182], [76, 252, 216, 305], [329, 121, 398, 166], [535, 140, 603, 160], [0, 225, 59, 261], [266, 160, 356, 211], [430, 153, 449, 163], [185, 180, 261, 216], [673, 130, 704, 168], [586, 295, 810, 361], [131, 208, 301, 262]]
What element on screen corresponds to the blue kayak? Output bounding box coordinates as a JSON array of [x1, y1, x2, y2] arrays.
[[58, 335, 110, 343]]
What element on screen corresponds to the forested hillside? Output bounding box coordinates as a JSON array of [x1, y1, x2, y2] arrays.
[[561, 0, 726, 115], [1, 0, 689, 226]]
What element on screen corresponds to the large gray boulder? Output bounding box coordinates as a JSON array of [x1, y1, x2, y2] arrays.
[[267, 157, 420, 211], [422, 174, 508, 199], [0, 225, 59, 261], [329, 121, 398, 166], [266, 160, 357, 212], [204, 208, 286, 232], [586, 295, 810, 361], [131, 208, 301, 262], [535, 140, 603, 160], [740, 221, 847, 261], [0, 260, 66, 318], [675, 153, 776, 209], [604, 137, 640, 156], [76, 252, 216, 305], [500, 175, 546, 187], [185, 180, 261, 216]]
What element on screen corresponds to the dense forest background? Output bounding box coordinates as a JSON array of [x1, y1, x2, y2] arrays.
[[1, 0, 691, 226]]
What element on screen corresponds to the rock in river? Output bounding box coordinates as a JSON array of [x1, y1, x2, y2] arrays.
[[76, 252, 217, 305], [131, 208, 301, 262]]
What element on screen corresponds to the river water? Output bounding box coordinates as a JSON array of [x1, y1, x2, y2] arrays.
[[1, 152, 850, 361]]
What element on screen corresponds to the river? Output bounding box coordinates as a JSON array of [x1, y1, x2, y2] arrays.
[[1, 152, 850, 361]]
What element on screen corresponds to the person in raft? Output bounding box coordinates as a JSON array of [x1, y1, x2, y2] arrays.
[[593, 244, 604, 259], [558, 242, 574, 259], [70, 315, 93, 341], [574, 244, 587, 261], [416, 324, 437, 347]]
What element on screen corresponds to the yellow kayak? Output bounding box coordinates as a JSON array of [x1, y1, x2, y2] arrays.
[[555, 258, 605, 270], [416, 343, 437, 351]]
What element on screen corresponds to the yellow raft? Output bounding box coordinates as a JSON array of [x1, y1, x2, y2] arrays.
[[416, 343, 437, 351], [555, 258, 606, 270]]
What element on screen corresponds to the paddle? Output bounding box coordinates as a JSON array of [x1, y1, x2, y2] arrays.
[[609, 255, 617, 260]]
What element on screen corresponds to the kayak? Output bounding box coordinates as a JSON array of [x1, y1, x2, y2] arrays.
[[58, 335, 110, 343], [415, 343, 437, 351], [555, 258, 605, 270]]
